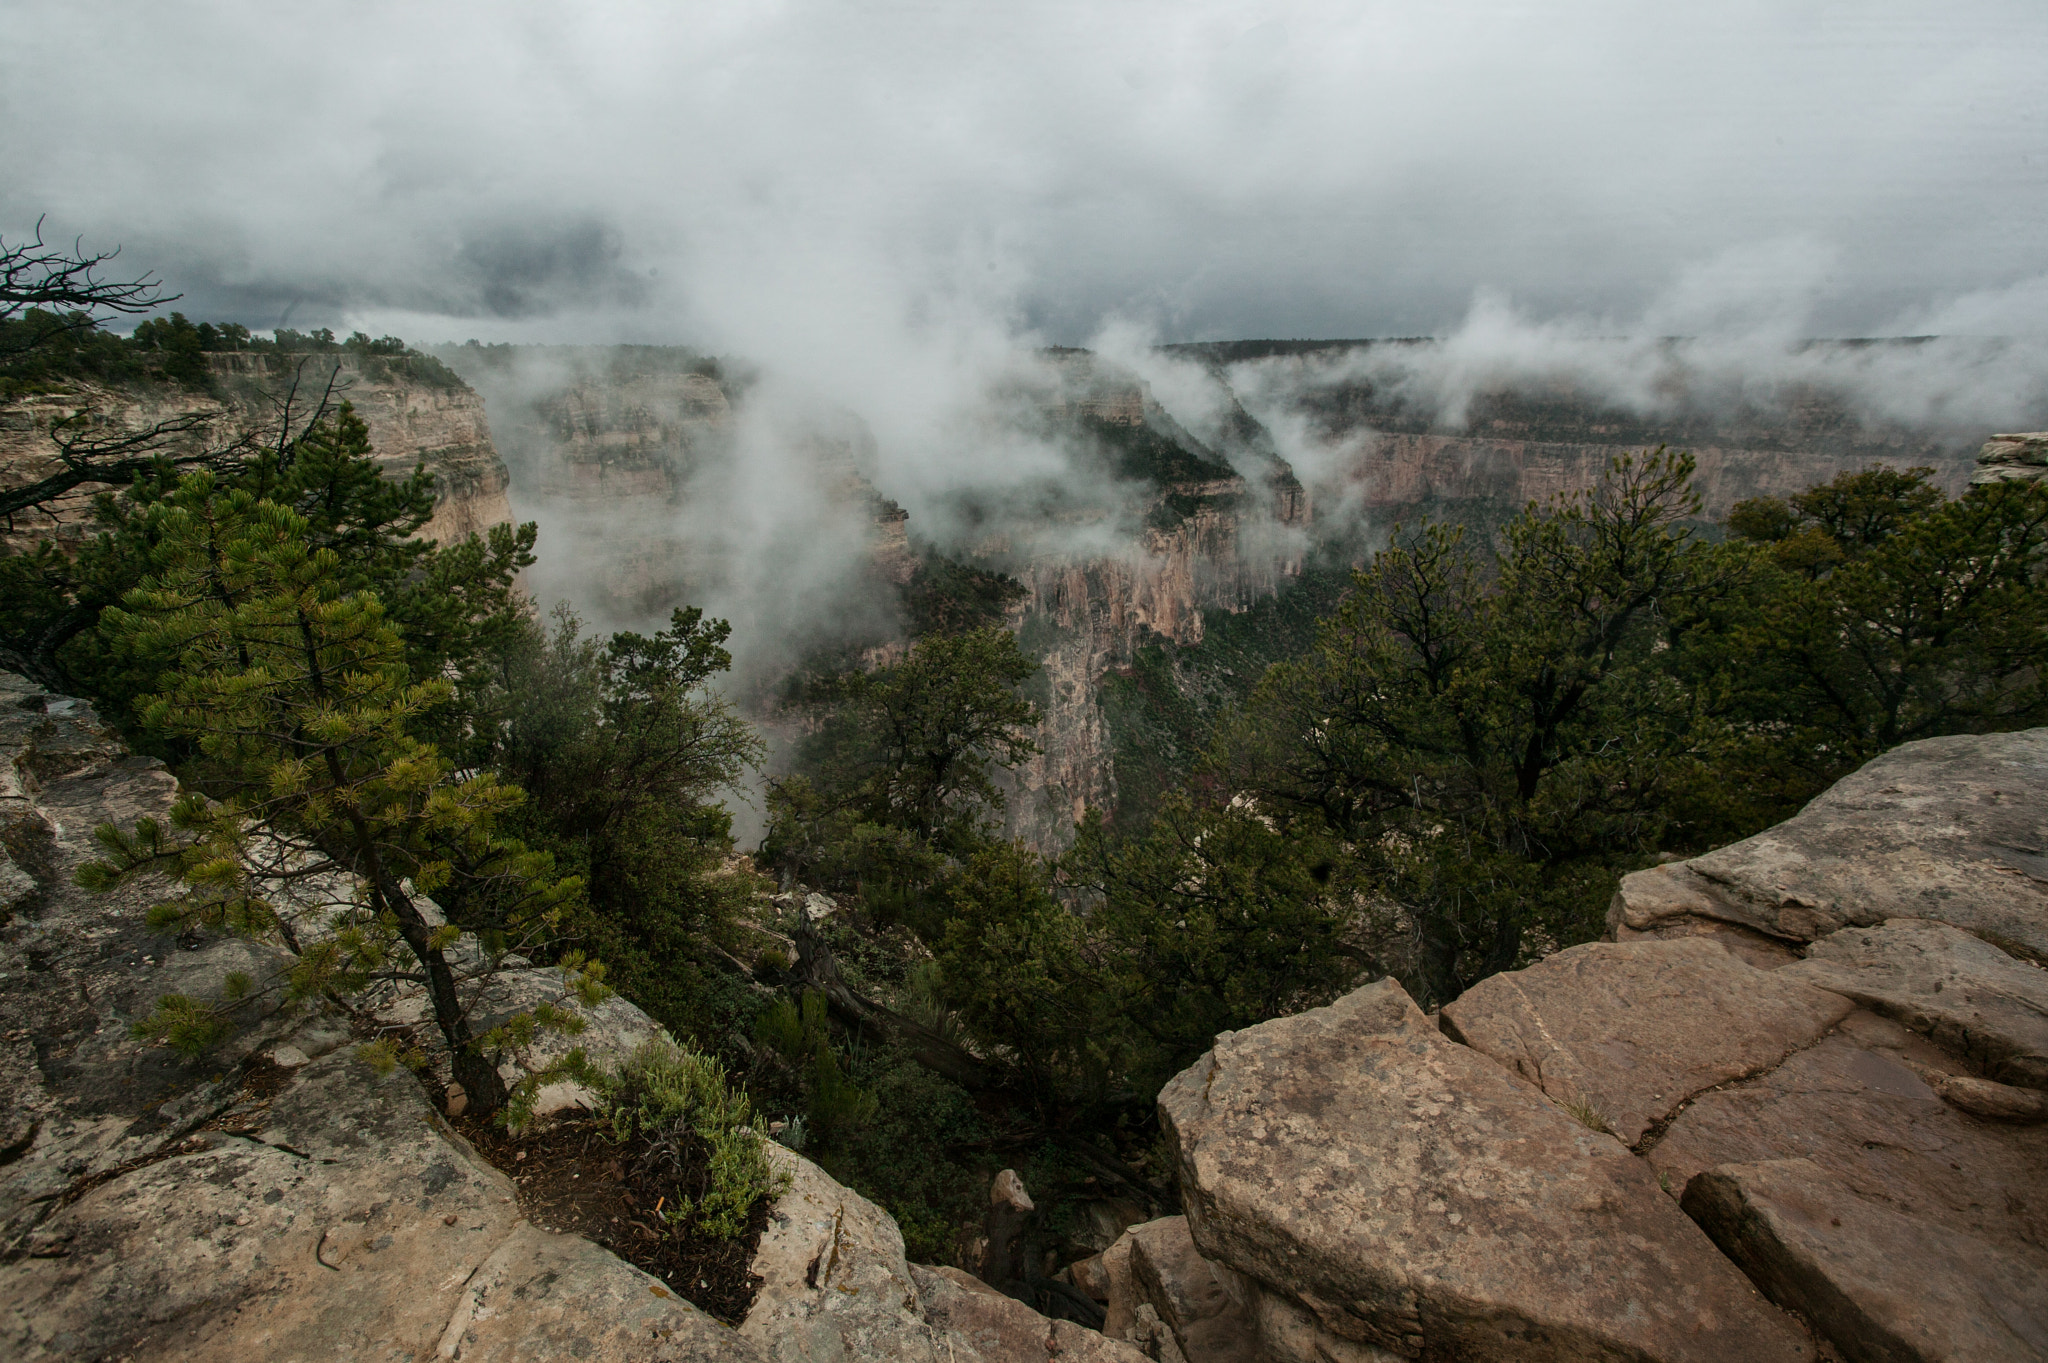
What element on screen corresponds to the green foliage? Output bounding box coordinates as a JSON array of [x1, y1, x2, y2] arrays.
[[601, 1039, 786, 1241], [1067, 798, 1360, 1089], [754, 990, 879, 1151], [75, 452, 577, 1116], [463, 603, 765, 1037], [765, 626, 1040, 892], [0, 311, 460, 398], [1218, 450, 1728, 1002], [1099, 558, 1353, 831], [928, 842, 1107, 1102], [2, 402, 535, 750], [130, 992, 235, 1056], [1081, 414, 1236, 488], [1716, 467, 2048, 773], [900, 551, 1027, 638], [819, 1042, 988, 1263]]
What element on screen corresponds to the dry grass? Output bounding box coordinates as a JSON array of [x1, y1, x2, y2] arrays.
[[1559, 1093, 1614, 1136]]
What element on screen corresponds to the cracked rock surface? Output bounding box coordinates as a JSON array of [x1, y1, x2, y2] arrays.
[[1158, 726, 2048, 1363]]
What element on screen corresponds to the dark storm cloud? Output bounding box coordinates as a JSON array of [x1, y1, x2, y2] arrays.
[[455, 218, 648, 319], [4, 0, 2045, 349]]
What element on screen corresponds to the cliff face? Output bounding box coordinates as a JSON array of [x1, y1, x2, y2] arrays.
[[441, 350, 916, 629], [1342, 430, 1974, 521], [1002, 476, 1309, 846], [0, 352, 512, 550], [1199, 341, 1985, 524]]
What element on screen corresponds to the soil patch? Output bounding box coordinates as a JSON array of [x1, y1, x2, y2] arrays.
[[456, 1110, 768, 1325]]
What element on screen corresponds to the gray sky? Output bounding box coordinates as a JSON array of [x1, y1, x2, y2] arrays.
[[5, 0, 2046, 349]]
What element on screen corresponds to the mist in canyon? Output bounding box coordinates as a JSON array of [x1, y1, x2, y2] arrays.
[[8, 2, 2048, 838]]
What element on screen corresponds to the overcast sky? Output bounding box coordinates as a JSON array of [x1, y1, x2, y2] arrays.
[[4, 1, 2045, 349]]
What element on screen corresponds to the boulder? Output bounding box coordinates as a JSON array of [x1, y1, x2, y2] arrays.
[[1646, 1010, 2048, 1254], [1974, 431, 2048, 485], [1782, 918, 2048, 1090], [742, 1143, 936, 1362], [1684, 1158, 2048, 1363], [979, 1167, 1036, 1288], [911, 1264, 1148, 1363], [1441, 937, 1853, 1145], [1160, 978, 1812, 1363], [743, 1145, 1143, 1363], [1609, 729, 2048, 961], [1118, 1215, 1258, 1363]]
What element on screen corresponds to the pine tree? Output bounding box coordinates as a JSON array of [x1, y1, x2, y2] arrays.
[[79, 466, 580, 1117]]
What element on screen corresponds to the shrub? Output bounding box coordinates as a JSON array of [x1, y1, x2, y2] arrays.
[[602, 1039, 785, 1241]]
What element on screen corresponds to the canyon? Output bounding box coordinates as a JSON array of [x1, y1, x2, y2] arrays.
[[0, 339, 1995, 846], [438, 340, 1985, 848]]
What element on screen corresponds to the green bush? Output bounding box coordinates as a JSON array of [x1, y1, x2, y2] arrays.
[[602, 1039, 785, 1241]]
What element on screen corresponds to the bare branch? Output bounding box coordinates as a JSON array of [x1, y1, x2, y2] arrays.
[[0, 217, 176, 355]]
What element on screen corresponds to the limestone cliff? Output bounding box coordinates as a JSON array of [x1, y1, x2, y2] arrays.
[[1195, 340, 1985, 521], [0, 352, 512, 550]]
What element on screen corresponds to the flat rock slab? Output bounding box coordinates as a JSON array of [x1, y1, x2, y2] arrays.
[[1647, 1011, 2048, 1253], [1783, 918, 2048, 1090], [0, 1050, 756, 1362], [1160, 979, 1813, 1363], [1610, 729, 2048, 959], [1442, 937, 1853, 1145], [1685, 1158, 2048, 1363]]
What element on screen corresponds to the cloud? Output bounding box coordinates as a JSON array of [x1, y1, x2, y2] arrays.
[[4, 1, 2047, 352], [8, 1, 2047, 689]]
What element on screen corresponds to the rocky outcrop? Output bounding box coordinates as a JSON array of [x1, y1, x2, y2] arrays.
[[1608, 728, 2048, 963], [1974, 431, 2048, 485], [1158, 979, 1811, 1362], [1149, 725, 2048, 1363], [0, 353, 512, 552], [0, 673, 1142, 1360]]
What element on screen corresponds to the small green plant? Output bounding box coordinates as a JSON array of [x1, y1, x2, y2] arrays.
[[601, 1039, 786, 1241], [754, 990, 878, 1150]]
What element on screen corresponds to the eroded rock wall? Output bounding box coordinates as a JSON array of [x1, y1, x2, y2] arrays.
[[0, 353, 512, 551]]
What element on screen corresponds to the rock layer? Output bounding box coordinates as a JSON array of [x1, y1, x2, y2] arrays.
[[1610, 728, 2048, 962], [1684, 1158, 2048, 1363], [0, 354, 512, 553], [1782, 918, 2048, 1090]]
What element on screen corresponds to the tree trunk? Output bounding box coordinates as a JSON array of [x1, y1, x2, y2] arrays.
[[382, 879, 510, 1118]]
